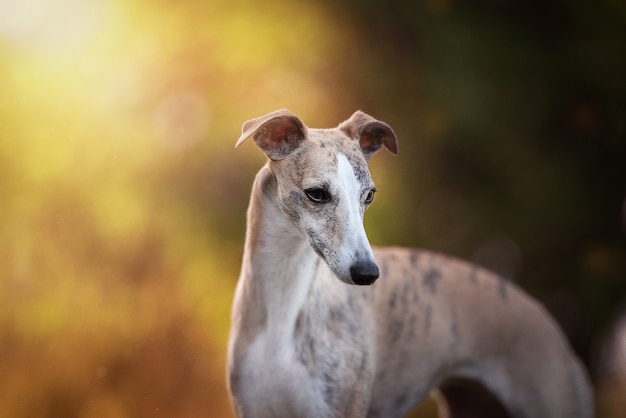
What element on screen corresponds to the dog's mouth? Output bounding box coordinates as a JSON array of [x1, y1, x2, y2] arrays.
[[306, 230, 379, 285], [309, 240, 379, 285]]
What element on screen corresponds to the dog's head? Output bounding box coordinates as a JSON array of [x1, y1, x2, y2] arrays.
[[236, 109, 398, 285]]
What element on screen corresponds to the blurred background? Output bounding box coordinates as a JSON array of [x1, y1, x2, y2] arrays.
[[0, 0, 624, 416]]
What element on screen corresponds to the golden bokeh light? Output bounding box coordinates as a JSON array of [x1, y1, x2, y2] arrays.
[[0, 0, 354, 415]]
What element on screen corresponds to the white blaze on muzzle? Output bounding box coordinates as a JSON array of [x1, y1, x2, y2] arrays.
[[335, 154, 379, 285]]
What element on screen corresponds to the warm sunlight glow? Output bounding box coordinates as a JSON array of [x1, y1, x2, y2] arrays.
[[0, 0, 110, 53], [153, 90, 211, 150], [0, 0, 346, 416]]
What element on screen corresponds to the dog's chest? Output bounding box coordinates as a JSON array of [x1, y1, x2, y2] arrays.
[[238, 330, 329, 418]]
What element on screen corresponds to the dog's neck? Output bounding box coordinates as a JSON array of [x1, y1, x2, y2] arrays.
[[238, 164, 319, 340]]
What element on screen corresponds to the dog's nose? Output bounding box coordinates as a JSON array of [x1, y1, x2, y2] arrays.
[[350, 261, 379, 285]]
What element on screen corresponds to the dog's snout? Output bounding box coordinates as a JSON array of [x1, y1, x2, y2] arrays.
[[350, 261, 379, 285]]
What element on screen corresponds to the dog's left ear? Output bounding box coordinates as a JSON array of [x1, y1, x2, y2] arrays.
[[236, 109, 308, 160], [339, 111, 398, 160]]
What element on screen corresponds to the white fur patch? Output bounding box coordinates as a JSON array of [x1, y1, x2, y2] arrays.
[[335, 154, 377, 273]]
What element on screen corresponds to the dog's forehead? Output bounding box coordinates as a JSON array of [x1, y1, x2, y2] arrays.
[[311, 128, 366, 162], [293, 127, 371, 185]]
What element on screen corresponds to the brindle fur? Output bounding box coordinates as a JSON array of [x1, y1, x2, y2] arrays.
[[227, 109, 594, 418]]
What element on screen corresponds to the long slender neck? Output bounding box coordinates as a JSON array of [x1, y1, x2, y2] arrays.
[[237, 164, 319, 338]]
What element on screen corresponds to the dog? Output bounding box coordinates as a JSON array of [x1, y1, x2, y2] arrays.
[[227, 109, 594, 418]]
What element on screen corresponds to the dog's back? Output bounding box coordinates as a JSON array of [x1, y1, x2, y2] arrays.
[[229, 109, 594, 418], [365, 247, 594, 418]]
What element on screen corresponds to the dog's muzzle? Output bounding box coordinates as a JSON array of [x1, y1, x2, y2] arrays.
[[350, 260, 380, 285]]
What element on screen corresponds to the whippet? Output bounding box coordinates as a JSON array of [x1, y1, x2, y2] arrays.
[[227, 109, 594, 418]]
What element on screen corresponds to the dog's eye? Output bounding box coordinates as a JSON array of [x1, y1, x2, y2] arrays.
[[305, 188, 330, 204], [364, 189, 376, 204]]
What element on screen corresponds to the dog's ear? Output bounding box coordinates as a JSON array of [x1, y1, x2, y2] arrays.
[[235, 109, 307, 160], [339, 110, 398, 159]]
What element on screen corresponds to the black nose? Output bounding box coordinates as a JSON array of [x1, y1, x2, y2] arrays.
[[350, 261, 379, 285]]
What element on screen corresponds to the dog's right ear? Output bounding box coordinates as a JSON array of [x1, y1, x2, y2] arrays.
[[235, 109, 307, 160]]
